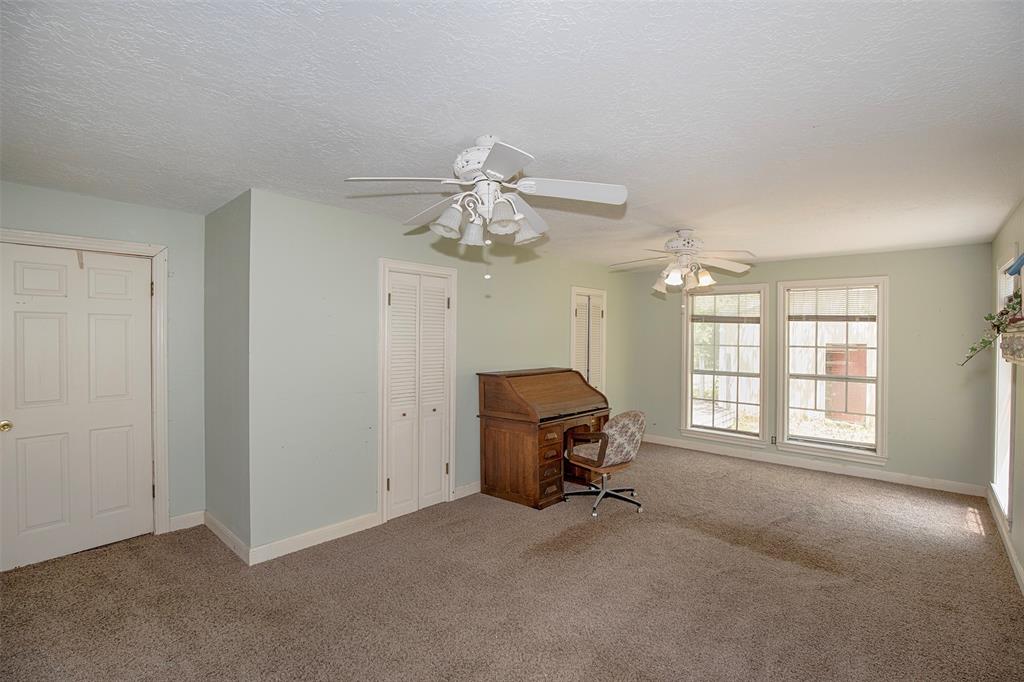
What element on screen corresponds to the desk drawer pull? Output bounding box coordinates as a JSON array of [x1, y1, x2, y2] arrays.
[[539, 447, 560, 461], [540, 462, 560, 479], [544, 432, 559, 441]]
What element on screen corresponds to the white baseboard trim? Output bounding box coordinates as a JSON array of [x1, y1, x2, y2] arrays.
[[203, 511, 250, 564], [986, 485, 1024, 596], [248, 512, 380, 566], [168, 510, 205, 532], [644, 434, 986, 497], [453, 482, 481, 499]]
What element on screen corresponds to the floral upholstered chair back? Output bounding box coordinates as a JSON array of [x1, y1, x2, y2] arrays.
[[601, 411, 646, 466]]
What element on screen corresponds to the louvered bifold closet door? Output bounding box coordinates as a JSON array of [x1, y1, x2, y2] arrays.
[[587, 294, 605, 391], [573, 294, 590, 381], [417, 275, 448, 509], [386, 271, 420, 519]]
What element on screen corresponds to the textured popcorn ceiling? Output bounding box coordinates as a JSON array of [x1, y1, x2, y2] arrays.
[[2, 1, 1022, 265]]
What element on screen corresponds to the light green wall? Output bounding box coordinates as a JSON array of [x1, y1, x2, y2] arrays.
[[0, 181, 207, 516], [204, 192, 252, 543], [991, 199, 1024, 573], [245, 189, 627, 546], [617, 243, 994, 487]]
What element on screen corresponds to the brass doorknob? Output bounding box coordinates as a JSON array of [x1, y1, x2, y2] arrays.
[[0, 421, 12, 432]]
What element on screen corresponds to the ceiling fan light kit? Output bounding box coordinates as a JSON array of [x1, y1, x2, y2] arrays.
[[459, 217, 486, 247], [429, 204, 463, 239], [347, 135, 628, 277]]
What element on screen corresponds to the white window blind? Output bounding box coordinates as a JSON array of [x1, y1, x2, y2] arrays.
[[783, 283, 881, 451], [688, 290, 763, 437]]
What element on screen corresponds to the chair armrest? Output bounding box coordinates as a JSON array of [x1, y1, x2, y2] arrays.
[[567, 431, 609, 467]]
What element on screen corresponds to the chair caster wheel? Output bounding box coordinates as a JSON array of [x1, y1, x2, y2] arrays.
[[630, 491, 637, 497], [591, 511, 598, 517], [637, 507, 643, 513], [562, 495, 568, 502]]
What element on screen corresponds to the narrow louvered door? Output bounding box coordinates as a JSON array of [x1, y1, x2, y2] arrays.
[[572, 293, 590, 380], [570, 288, 606, 392], [587, 293, 605, 391], [383, 263, 453, 521], [417, 275, 448, 509], [386, 271, 420, 519]]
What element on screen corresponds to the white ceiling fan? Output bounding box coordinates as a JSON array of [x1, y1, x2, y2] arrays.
[[609, 228, 755, 293], [346, 134, 628, 246]]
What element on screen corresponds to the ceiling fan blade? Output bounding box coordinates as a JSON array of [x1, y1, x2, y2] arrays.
[[701, 249, 757, 259], [515, 177, 628, 205], [509, 196, 549, 234], [699, 257, 751, 273], [609, 256, 667, 270], [402, 196, 459, 226], [481, 142, 534, 181], [346, 176, 453, 183], [644, 249, 673, 254]]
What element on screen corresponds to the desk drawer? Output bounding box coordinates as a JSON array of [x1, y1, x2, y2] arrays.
[[538, 424, 563, 447], [538, 475, 562, 501], [538, 443, 562, 463], [538, 459, 562, 481]]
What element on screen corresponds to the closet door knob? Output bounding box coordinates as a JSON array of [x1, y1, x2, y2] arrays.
[[0, 420, 12, 432]]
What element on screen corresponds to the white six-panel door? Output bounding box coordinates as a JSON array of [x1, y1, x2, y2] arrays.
[[383, 263, 453, 521], [1, 244, 153, 569]]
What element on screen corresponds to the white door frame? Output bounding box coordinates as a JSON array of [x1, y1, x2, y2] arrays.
[[569, 286, 607, 388], [0, 228, 171, 550], [994, 255, 1016, 525], [377, 258, 457, 524]]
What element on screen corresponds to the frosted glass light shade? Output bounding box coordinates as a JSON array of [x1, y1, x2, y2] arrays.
[[683, 270, 699, 290], [487, 198, 521, 234], [513, 219, 542, 245], [665, 266, 684, 286], [429, 204, 463, 239], [652, 277, 668, 293], [459, 218, 486, 246], [697, 268, 716, 287]]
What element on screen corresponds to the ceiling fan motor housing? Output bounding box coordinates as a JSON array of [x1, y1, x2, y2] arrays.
[[453, 135, 501, 181], [664, 228, 703, 254]]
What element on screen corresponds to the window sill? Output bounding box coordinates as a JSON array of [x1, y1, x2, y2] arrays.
[[680, 427, 769, 449], [776, 439, 887, 466]]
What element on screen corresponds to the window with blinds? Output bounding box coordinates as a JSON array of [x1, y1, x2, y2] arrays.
[[686, 287, 765, 438], [782, 279, 884, 453]]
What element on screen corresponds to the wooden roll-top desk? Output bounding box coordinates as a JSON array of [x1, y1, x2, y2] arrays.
[[478, 368, 609, 509]]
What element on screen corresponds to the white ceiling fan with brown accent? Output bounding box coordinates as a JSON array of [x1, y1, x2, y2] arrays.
[[609, 228, 755, 293], [346, 134, 628, 246]]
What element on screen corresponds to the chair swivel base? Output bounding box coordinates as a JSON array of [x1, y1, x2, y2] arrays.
[[563, 472, 642, 517]]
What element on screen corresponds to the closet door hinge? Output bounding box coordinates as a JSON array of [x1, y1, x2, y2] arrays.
[[601, 309, 605, 318], [445, 462, 449, 475], [150, 281, 155, 297], [151, 484, 156, 499], [387, 292, 391, 306], [386, 477, 390, 492], [446, 297, 450, 309], [574, 307, 578, 318]]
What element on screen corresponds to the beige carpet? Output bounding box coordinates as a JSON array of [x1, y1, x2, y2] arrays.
[[3, 444, 1023, 680]]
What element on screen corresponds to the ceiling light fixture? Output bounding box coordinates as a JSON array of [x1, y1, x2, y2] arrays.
[[459, 215, 486, 246], [665, 265, 685, 286], [429, 203, 463, 239], [696, 267, 716, 287]]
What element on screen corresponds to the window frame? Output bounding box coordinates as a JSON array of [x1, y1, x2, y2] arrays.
[[776, 276, 889, 464], [681, 283, 770, 447]]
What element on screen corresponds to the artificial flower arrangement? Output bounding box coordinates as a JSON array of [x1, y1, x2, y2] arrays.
[[961, 288, 1022, 366]]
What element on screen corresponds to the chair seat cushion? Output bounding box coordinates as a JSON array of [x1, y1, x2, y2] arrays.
[[571, 443, 602, 462]]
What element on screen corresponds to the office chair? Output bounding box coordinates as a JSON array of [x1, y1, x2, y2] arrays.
[[563, 410, 646, 517]]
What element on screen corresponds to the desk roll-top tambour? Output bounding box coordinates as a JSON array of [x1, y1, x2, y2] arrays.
[[478, 368, 609, 509]]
